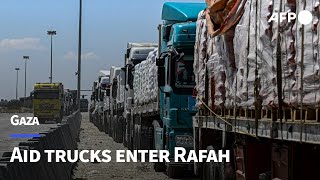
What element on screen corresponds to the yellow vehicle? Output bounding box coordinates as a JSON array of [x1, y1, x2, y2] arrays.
[[32, 83, 64, 123]]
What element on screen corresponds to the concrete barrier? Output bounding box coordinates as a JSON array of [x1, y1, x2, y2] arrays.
[[0, 111, 81, 180]]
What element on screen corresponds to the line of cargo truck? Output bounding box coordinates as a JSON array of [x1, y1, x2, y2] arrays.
[[31, 83, 79, 123], [90, 1, 320, 179]]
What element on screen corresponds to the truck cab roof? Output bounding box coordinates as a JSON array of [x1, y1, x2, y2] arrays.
[[128, 47, 157, 64], [110, 67, 122, 81], [161, 2, 206, 22], [100, 76, 110, 87]]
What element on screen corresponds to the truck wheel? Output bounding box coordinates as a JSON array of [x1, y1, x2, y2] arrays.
[[56, 117, 62, 124], [56, 111, 63, 124], [167, 165, 184, 179], [133, 123, 140, 150], [114, 117, 119, 142], [104, 114, 108, 134], [39, 118, 46, 124], [123, 118, 127, 147], [154, 162, 166, 172], [118, 116, 124, 144], [99, 115, 103, 132], [202, 145, 221, 180], [107, 115, 111, 135], [112, 116, 117, 140], [152, 121, 165, 172]]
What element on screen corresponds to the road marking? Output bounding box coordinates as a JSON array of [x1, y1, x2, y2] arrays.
[[10, 134, 41, 138]]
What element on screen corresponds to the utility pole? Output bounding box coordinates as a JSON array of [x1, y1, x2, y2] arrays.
[[15, 68, 20, 100], [77, 0, 82, 110], [23, 56, 29, 101], [47, 30, 57, 83]]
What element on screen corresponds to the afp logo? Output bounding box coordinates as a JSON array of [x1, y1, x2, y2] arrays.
[[268, 10, 313, 25]]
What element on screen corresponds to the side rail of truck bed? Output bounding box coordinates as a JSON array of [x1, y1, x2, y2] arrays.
[[132, 101, 159, 117], [193, 109, 320, 145]]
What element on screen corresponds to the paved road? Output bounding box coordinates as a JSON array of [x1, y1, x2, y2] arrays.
[[0, 113, 60, 157], [73, 113, 173, 180]]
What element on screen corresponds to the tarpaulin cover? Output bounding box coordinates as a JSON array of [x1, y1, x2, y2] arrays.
[[194, 0, 320, 109]]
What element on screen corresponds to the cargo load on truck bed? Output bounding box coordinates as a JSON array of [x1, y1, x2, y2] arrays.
[[193, 1, 320, 179], [133, 48, 158, 106], [194, 0, 320, 111]]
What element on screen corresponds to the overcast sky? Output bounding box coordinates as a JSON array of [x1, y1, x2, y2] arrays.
[[0, 0, 204, 100]]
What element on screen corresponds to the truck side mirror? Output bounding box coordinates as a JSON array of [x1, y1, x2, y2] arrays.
[[176, 52, 184, 62], [157, 52, 168, 66], [163, 25, 172, 42], [157, 66, 165, 87], [100, 92, 104, 101], [95, 90, 99, 101], [156, 57, 165, 66], [126, 48, 130, 59], [30, 92, 34, 100], [128, 70, 133, 89], [112, 79, 118, 99], [106, 88, 110, 96]]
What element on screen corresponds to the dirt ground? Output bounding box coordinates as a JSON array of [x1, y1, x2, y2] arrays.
[[73, 113, 170, 180]]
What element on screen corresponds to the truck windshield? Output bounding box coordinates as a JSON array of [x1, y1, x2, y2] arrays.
[[80, 99, 88, 106], [34, 91, 59, 99], [174, 56, 195, 88]]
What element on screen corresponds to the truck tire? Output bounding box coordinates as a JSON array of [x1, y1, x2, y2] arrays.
[[111, 116, 115, 139], [123, 118, 127, 147], [56, 118, 62, 124], [167, 165, 184, 179], [104, 113, 108, 134], [119, 116, 125, 144], [38, 118, 46, 124], [202, 145, 221, 180], [112, 116, 117, 140], [133, 123, 140, 150], [106, 114, 110, 135], [89, 111, 93, 122], [116, 116, 124, 143], [98, 115, 103, 132], [56, 111, 63, 123], [152, 120, 165, 172], [154, 162, 166, 172]]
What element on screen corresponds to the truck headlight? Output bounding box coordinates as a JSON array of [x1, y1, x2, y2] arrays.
[[175, 135, 193, 147]]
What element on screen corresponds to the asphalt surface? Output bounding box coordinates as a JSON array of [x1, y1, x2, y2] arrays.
[[0, 113, 60, 157], [73, 113, 172, 180]]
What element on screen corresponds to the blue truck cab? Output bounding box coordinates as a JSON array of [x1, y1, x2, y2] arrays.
[[155, 2, 206, 177]]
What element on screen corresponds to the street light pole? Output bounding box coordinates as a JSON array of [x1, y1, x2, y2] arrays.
[[15, 68, 20, 100], [23, 56, 29, 100], [47, 30, 56, 83], [77, 0, 82, 110]]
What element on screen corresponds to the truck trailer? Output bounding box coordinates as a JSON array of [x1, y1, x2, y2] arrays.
[[193, 0, 320, 179], [121, 43, 158, 146], [90, 71, 110, 130]]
